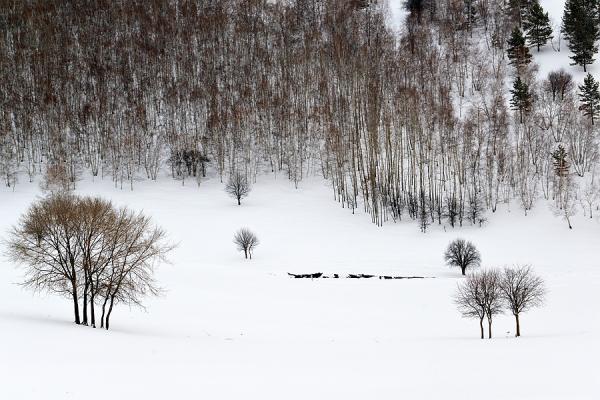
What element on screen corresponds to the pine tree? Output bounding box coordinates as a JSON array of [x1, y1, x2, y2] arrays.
[[523, 2, 553, 51], [562, 0, 600, 72], [507, 27, 533, 72], [510, 77, 532, 123], [578, 73, 600, 125], [552, 145, 570, 177]]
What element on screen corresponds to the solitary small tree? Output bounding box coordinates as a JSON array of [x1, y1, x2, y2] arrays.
[[234, 228, 259, 259], [444, 238, 481, 275], [225, 173, 251, 205], [454, 272, 487, 339], [510, 76, 533, 124], [546, 69, 573, 101], [500, 266, 546, 337], [578, 73, 600, 125]]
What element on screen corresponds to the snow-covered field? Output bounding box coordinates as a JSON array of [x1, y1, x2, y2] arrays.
[[0, 173, 598, 399], [1, 1, 599, 399]]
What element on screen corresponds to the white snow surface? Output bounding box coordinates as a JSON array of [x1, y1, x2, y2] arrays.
[[0, 173, 598, 399]]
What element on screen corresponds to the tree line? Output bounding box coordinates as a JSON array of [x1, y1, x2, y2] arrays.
[[0, 0, 598, 229]]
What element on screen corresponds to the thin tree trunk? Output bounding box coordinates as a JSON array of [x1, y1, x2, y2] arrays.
[[72, 287, 81, 325], [479, 317, 484, 339], [90, 288, 96, 328], [82, 280, 89, 326], [100, 294, 110, 328], [515, 313, 521, 337], [105, 295, 116, 330], [488, 318, 492, 339]]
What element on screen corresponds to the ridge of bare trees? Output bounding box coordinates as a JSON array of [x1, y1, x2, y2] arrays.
[[0, 1, 598, 229]]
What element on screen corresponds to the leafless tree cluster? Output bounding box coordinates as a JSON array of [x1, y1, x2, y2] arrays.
[[455, 266, 546, 338], [0, 1, 598, 228], [233, 228, 259, 259], [6, 194, 174, 329]]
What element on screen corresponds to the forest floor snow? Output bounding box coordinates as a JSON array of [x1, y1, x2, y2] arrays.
[[0, 173, 598, 399]]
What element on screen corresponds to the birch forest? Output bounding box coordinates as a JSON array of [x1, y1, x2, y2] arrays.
[[1, 0, 599, 229]]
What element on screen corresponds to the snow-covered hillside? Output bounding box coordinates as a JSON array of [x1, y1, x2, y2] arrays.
[[0, 174, 598, 400], [389, 0, 594, 84], [536, 0, 598, 82]]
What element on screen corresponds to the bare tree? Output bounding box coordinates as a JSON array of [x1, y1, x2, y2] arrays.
[[499, 266, 546, 337], [444, 239, 481, 275], [581, 175, 599, 218], [454, 272, 487, 339], [6, 194, 83, 324], [226, 173, 251, 205], [480, 269, 503, 339], [233, 228, 259, 259], [99, 207, 173, 330]]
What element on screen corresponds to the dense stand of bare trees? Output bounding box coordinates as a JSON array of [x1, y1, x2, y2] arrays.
[[6, 194, 173, 329], [0, 1, 598, 228]]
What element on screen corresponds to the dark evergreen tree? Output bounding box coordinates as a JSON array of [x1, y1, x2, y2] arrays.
[[405, 0, 425, 23], [507, 27, 533, 71], [510, 77, 533, 123], [578, 73, 600, 125], [523, 2, 553, 51], [562, 0, 600, 72], [552, 145, 570, 177]]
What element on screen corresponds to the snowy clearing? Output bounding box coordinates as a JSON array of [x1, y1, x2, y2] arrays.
[[1, 175, 598, 400]]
